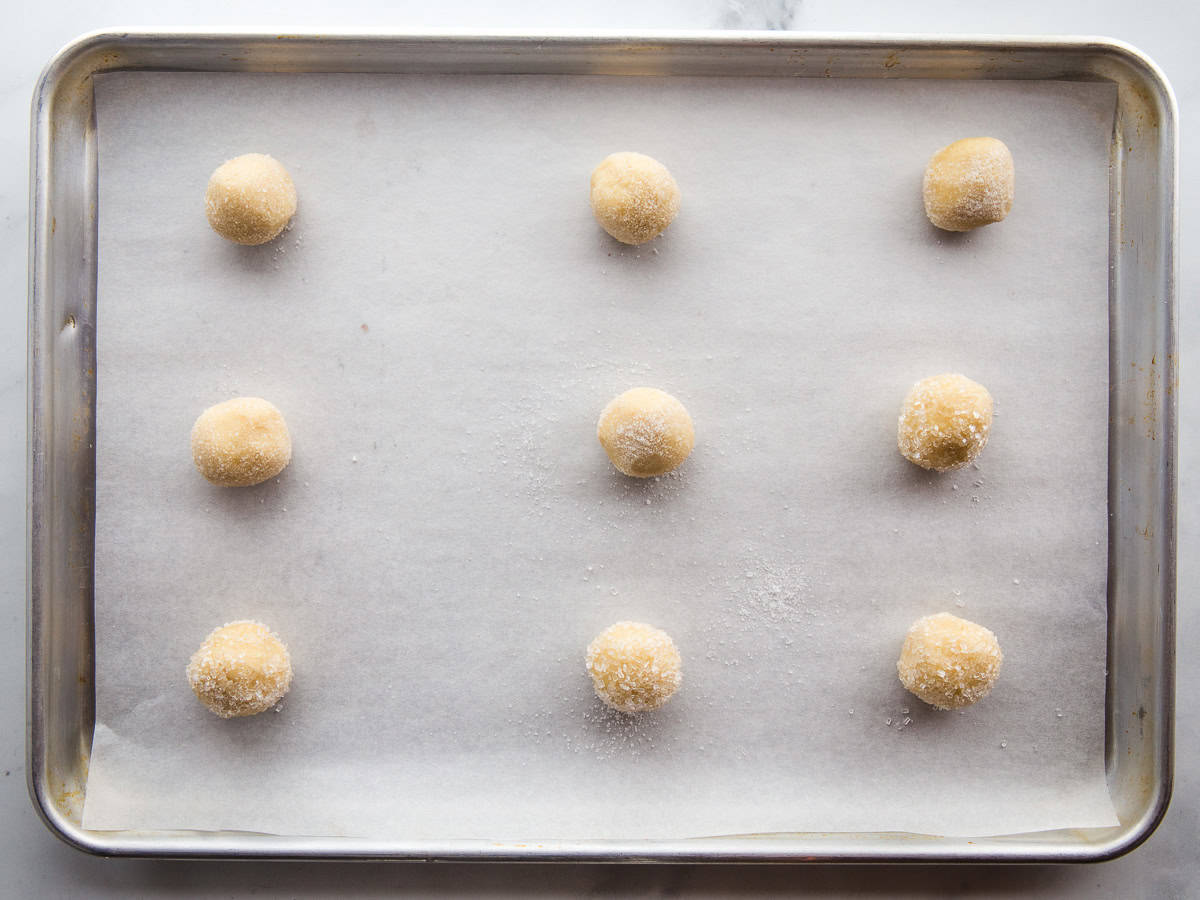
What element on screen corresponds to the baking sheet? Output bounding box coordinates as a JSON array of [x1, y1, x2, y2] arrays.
[[83, 70, 1119, 839]]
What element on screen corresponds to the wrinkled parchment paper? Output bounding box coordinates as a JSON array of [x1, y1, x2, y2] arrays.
[[84, 71, 1118, 838]]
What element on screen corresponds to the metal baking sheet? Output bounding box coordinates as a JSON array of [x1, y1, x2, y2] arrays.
[[25, 30, 1171, 868]]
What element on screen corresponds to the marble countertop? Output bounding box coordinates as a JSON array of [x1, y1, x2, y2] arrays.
[[3, 2, 1194, 896]]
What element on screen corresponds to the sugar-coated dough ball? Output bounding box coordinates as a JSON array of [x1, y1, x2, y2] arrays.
[[897, 612, 1003, 710], [586, 621, 682, 713], [597, 387, 695, 478], [897, 373, 993, 472], [205, 153, 297, 245], [589, 152, 681, 245], [187, 620, 293, 718], [922, 137, 1014, 232], [191, 397, 292, 487]]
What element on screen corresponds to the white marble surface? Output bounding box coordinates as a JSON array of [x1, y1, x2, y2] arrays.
[[3, 1, 1194, 896]]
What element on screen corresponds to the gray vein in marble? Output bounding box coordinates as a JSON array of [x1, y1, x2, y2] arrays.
[[716, 0, 801, 31]]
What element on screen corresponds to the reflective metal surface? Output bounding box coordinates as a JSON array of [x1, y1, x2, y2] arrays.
[[28, 30, 1177, 862]]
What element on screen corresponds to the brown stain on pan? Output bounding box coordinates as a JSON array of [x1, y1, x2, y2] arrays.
[[1143, 354, 1159, 440]]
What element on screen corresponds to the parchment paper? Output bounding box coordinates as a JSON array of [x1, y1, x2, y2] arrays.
[[84, 70, 1119, 839]]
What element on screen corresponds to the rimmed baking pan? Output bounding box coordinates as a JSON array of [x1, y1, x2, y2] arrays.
[[28, 30, 1175, 862]]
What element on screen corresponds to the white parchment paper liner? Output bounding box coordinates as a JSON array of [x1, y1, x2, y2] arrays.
[[84, 71, 1119, 839]]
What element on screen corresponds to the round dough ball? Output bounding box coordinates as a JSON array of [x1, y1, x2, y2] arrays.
[[205, 153, 297, 245], [897, 373, 993, 472], [187, 620, 293, 718], [586, 621, 682, 713], [191, 396, 292, 487], [589, 152, 681, 245], [922, 137, 1014, 232], [897, 612, 1003, 710], [597, 387, 695, 478]]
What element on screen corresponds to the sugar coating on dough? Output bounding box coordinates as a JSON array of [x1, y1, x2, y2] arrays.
[[897, 612, 1003, 710], [597, 387, 695, 478], [191, 396, 292, 487], [187, 620, 293, 718], [897, 373, 993, 472], [589, 152, 681, 245], [586, 621, 682, 713], [205, 153, 297, 245], [922, 137, 1014, 232]]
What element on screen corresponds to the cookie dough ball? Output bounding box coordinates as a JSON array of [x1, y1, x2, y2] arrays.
[[897, 612, 1003, 710], [586, 621, 682, 713], [589, 152, 681, 244], [187, 620, 293, 718], [191, 396, 292, 487], [923, 137, 1013, 232], [897, 373, 993, 472], [205, 153, 297, 245], [597, 387, 695, 478]]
